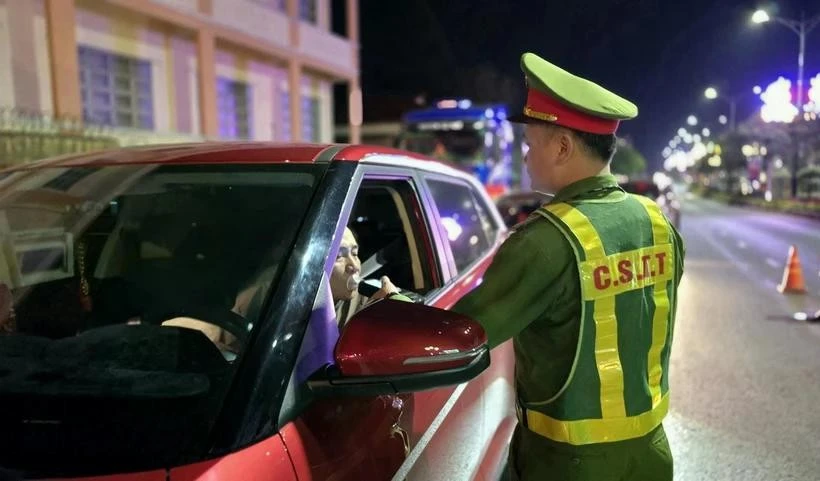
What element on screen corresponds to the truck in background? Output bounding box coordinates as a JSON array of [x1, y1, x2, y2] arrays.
[[395, 99, 529, 198]]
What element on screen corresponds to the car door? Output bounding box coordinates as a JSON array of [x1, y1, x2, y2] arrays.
[[392, 171, 517, 481], [277, 161, 459, 481]]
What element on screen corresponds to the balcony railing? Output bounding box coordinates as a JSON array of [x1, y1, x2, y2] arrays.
[[0, 108, 204, 167]]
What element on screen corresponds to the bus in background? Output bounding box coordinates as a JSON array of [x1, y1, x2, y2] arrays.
[[395, 99, 529, 198]]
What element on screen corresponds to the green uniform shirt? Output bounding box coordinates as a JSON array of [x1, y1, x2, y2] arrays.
[[452, 174, 685, 405]]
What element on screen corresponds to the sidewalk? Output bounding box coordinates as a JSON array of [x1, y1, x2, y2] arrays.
[[693, 188, 820, 220], [727, 197, 820, 220]]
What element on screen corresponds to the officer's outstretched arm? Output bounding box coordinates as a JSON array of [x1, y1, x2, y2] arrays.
[[450, 225, 570, 348]]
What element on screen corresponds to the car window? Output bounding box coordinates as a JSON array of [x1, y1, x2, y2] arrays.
[[347, 178, 439, 296], [426, 178, 496, 274]]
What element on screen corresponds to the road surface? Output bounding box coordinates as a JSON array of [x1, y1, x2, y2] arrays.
[[666, 196, 820, 481]]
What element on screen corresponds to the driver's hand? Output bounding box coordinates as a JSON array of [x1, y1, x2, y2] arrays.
[[369, 276, 400, 302]]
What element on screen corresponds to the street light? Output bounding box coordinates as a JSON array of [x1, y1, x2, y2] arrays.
[[704, 88, 737, 131], [687, 115, 698, 126], [703, 85, 760, 131], [704, 87, 718, 99], [751, 8, 820, 111], [751, 10, 770, 24]]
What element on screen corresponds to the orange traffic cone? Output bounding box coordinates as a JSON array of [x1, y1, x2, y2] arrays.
[[778, 245, 807, 294]]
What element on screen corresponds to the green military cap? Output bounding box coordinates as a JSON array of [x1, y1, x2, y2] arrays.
[[510, 52, 638, 134]]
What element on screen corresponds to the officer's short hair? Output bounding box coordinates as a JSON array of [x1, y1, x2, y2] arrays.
[[570, 129, 618, 163]]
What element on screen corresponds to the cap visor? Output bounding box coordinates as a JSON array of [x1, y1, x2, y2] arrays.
[[509, 112, 551, 125], [508, 112, 535, 124]]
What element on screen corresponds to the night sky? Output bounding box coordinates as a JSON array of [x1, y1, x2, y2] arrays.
[[337, 0, 820, 171]]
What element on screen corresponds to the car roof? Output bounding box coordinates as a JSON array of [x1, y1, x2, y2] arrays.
[[2, 142, 466, 173], [1, 142, 489, 204], [496, 190, 549, 202]]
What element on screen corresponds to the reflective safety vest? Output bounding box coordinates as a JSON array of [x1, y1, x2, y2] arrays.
[[522, 194, 677, 445]]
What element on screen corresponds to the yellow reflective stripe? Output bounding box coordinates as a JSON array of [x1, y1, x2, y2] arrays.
[[633, 196, 673, 409], [545, 203, 625, 419], [525, 394, 669, 445]]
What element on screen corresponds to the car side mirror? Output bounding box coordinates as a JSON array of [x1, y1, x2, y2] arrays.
[[307, 299, 489, 397]]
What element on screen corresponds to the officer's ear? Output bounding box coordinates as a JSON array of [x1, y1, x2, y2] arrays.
[[552, 127, 575, 166]]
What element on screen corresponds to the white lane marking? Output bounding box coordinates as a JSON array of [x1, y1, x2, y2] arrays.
[[808, 323, 820, 341], [737, 240, 747, 249], [697, 224, 750, 274], [766, 258, 780, 269]]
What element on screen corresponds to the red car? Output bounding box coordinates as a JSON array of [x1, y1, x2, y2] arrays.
[[0, 143, 516, 481], [494, 190, 551, 228], [620, 180, 681, 228]]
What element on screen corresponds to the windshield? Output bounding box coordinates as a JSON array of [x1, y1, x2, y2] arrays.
[[0, 162, 324, 477], [399, 127, 485, 163]]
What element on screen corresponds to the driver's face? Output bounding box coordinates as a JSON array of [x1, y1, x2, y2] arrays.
[[330, 228, 361, 302]]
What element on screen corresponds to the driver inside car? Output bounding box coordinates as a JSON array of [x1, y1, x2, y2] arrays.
[[331, 226, 409, 328], [162, 226, 408, 355], [161, 266, 274, 359]]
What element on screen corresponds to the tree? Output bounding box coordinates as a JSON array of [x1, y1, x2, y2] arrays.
[[715, 132, 750, 173], [611, 142, 648, 176], [797, 166, 820, 197], [712, 131, 756, 195]]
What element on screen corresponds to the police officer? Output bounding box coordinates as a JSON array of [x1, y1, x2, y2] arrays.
[[451, 52, 685, 481]]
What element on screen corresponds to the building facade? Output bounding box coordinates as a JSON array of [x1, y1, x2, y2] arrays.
[[0, 0, 360, 149]]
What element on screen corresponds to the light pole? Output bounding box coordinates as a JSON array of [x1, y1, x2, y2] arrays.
[[703, 86, 761, 132], [752, 9, 820, 112], [705, 87, 737, 131]]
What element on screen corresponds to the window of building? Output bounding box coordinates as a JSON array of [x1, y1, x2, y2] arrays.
[[331, 0, 347, 36], [217, 77, 252, 140], [426, 179, 498, 273], [280, 89, 292, 141], [301, 95, 321, 142], [247, 0, 287, 12], [299, 0, 317, 23], [78, 46, 153, 129]]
